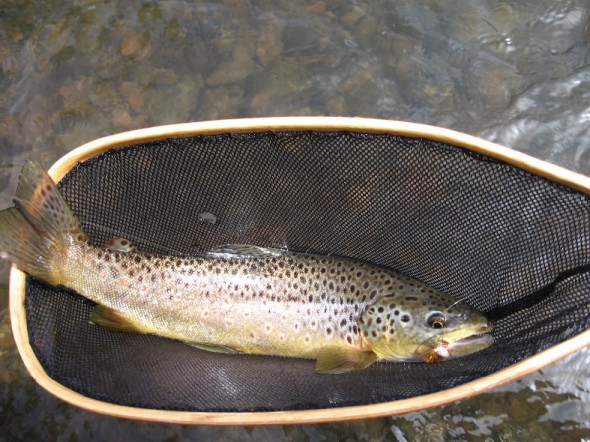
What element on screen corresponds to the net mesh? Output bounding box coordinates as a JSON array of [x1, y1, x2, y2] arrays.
[[25, 131, 590, 412]]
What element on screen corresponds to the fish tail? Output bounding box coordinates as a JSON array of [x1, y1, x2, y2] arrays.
[[0, 161, 85, 285]]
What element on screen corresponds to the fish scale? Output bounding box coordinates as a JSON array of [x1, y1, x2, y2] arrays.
[[0, 161, 494, 373]]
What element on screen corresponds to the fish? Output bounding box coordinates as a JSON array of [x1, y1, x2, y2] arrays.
[[0, 161, 494, 373]]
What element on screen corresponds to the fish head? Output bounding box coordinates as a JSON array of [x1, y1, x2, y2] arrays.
[[359, 291, 494, 362]]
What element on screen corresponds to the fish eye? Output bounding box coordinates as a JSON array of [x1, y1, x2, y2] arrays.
[[427, 313, 446, 329]]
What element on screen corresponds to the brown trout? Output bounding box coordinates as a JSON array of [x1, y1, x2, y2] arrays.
[[0, 161, 493, 373]]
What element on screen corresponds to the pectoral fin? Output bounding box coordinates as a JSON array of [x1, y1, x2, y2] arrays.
[[315, 346, 379, 374], [90, 305, 147, 333]]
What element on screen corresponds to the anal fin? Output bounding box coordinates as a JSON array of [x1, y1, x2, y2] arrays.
[[90, 305, 146, 333], [184, 341, 240, 354], [315, 346, 378, 374]]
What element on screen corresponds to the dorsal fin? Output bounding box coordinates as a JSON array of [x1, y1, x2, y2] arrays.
[[201, 244, 288, 260]]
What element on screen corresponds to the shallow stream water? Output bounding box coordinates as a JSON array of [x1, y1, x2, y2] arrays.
[[1, 1, 590, 440]]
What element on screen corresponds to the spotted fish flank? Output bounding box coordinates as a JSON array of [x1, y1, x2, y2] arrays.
[[0, 161, 494, 373]]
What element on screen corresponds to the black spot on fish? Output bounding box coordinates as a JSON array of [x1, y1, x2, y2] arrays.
[[401, 315, 410, 323], [377, 306, 384, 313], [370, 290, 377, 300], [346, 335, 352, 344], [394, 310, 400, 316], [363, 281, 369, 289], [371, 331, 377, 338], [326, 327, 332, 335], [340, 318, 347, 327], [376, 317, 382, 324], [389, 303, 396, 309], [308, 294, 313, 303], [352, 325, 358, 334], [405, 296, 418, 301]]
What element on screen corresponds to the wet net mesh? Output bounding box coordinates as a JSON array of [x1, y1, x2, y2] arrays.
[[25, 131, 590, 412]]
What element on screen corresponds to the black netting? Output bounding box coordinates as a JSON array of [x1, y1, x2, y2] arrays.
[[24, 131, 590, 412]]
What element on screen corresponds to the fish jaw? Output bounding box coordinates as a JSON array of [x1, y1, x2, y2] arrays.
[[444, 323, 494, 358]]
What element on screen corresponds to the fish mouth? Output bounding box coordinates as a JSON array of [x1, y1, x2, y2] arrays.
[[453, 332, 494, 348], [449, 324, 494, 354]]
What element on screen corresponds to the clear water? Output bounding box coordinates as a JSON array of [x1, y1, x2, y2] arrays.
[[1, 0, 590, 439]]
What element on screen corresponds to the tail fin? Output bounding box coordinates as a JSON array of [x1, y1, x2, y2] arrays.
[[0, 161, 85, 285]]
